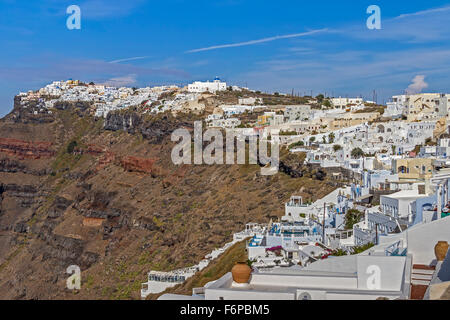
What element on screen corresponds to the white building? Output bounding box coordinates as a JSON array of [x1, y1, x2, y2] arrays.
[[208, 118, 241, 129], [284, 105, 312, 122], [187, 78, 227, 93], [159, 215, 450, 300], [386, 95, 408, 118], [331, 97, 364, 109], [238, 97, 263, 105], [380, 190, 429, 222], [220, 105, 266, 117]]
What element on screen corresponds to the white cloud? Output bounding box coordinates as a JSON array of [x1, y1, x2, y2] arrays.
[[102, 74, 137, 87], [406, 75, 429, 94], [186, 29, 328, 53]]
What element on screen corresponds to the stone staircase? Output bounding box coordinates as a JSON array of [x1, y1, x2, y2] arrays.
[[410, 264, 436, 300]]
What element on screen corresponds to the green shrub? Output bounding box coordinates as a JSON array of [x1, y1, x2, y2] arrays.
[[66, 140, 78, 154], [352, 243, 375, 254], [289, 141, 304, 149]]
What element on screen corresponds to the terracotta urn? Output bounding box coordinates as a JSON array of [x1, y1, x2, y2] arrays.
[[232, 262, 252, 284], [435, 241, 449, 261]]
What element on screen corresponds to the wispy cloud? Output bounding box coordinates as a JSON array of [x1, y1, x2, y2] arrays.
[[101, 74, 137, 87], [186, 29, 328, 53], [393, 5, 450, 20], [244, 5, 450, 98], [0, 56, 190, 86], [340, 4, 450, 43], [108, 56, 150, 64], [241, 48, 450, 101]]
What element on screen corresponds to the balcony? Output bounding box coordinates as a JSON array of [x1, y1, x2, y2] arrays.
[[286, 196, 308, 208]]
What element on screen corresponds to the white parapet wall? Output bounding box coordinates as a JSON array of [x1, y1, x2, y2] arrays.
[[406, 216, 450, 265]]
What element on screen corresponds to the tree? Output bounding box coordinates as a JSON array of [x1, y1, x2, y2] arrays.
[[322, 136, 327, 144], [315, 94, 324, 103], [351, 147, 365, 158], [309, 136, 316, 143], [333, 144, 343, 152], [322, 99, 332, 108], [344, 209, 364, 230], [328, 132, 335, 144]]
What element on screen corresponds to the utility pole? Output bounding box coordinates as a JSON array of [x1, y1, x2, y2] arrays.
[[375, 223, 379, 245], [323, 202, 326, 244]]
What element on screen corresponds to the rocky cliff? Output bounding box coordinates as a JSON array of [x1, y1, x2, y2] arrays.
[[0, 102, 339, 300]]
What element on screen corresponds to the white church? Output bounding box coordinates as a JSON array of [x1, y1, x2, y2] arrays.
[[187, 77, 227, 93]]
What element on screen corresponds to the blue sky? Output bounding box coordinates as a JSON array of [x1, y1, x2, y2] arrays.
[[0, 0, 450, 116]]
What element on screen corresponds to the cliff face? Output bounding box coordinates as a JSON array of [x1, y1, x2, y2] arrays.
[[104, 111, 195, 144], [0, 138, 55, 159], [0, 103, 338, 300], [120, 157, 157, 174], [104, 112, 142, 133]]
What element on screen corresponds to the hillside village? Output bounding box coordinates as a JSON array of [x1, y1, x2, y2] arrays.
[[11, 78, 450, 300]]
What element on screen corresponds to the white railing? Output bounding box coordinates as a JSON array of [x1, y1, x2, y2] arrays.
[[354, 227, 376, 246]]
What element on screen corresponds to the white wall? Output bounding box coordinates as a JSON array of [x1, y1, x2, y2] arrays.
[[205, 289, 295, 300], [406, 217, 450, 265], [356, 256, 406, 291]]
